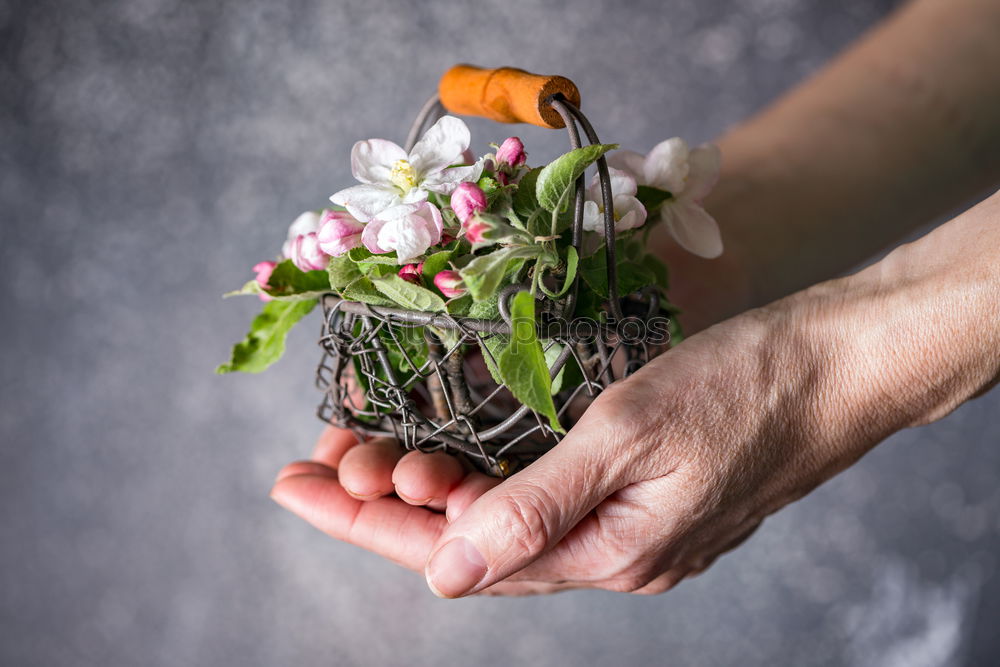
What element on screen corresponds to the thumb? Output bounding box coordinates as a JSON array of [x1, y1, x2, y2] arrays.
[[424, 425, 626, 598]]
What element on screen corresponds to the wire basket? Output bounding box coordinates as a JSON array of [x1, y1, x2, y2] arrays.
[[315, 66, 674, 477]]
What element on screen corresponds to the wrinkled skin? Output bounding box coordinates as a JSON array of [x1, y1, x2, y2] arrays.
[[271, 193, 1000, 597]]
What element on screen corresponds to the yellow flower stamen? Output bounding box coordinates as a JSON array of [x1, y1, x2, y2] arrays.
[[389, 159, 417, 193]]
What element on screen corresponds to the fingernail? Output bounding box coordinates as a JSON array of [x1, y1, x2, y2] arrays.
[[425, 537, 487, 598]]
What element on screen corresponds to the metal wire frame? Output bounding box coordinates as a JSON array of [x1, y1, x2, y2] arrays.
[[314, 92, 667, 476]]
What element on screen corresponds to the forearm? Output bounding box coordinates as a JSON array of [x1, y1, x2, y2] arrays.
[[697, 0, 1000, 311], [788, 189, 1000, 459]]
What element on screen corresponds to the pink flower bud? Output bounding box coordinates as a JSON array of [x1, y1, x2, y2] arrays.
[[290, 232, 329, 272], [398, 262, 423, 285], [253, 261, 277, 302], [450, 182, 487, 224], [433, 270, 466, 298], [463, 215, 492, 245], [317, 209, 365, 256], [496, 137, 526, 167]]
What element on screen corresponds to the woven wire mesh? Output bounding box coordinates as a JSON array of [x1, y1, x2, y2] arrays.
[[314, 92, 671, 476]]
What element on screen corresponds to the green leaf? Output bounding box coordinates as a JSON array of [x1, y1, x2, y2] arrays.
[[635, 185, 673, 213], [477, 333, 509, 386], [224, 260, 331, 302], [536, 144, 617, 212], [216, 299, 316, 374], [640, 254, 670, 290], [267, 260, 330, 294], [544, 342, 567, 395], [372, 274, 446, 312], [327, 254, 362, 289], [340, 276, 397, 307], [420, 250, 454, 282], [349, 246, 399, 265], [497, 291, 563, 432], [445, 294, 473, 316], [459, 245, 541, 301], [578, 240, 656, 298], [379, 325, 429, 375], [538, 246, 579, 299], [477, 174, 503, 202], [512, 167, 542, 219], [467, 294, 500, 320]]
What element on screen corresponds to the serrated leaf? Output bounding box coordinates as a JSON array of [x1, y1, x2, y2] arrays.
[[497, 291, 563, 433], [340, 276, 397, 307], [216, 299, 315, 374], [459, 245, 541, 301], [512, 167, 542, 219], [536, 144, 617, 212], [372, 274, 446, 312], [327, 254, 362, 289]]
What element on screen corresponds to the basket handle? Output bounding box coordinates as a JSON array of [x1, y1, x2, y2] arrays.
[[438, 65, 581, 129]]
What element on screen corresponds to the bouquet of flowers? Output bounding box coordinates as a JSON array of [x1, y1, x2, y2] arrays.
[[218, 66, 722, 475]]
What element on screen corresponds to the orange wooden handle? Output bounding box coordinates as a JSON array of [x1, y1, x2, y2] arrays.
[[438, 65, 581, 129]]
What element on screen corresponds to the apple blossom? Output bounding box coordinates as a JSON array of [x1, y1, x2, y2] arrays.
[[252, 261, 277, 302], [281, 211, 331, 272], [330, 116, 483, 221], [433, 270, 466, 298], [494, 136, 527, 185], [398, 263, 423, 285], [361, 202, 443, 264], [450, 182, 487, 224], [317, 209, 365, 256], [581, 167, 647, 233], [281, 210, 320, 259], [608, 139, 723, 258]]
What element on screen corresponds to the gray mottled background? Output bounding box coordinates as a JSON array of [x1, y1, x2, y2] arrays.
[[3, 0, 999, 665]]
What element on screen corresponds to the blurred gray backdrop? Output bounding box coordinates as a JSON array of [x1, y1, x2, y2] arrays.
[[3, 0, 999, 665]]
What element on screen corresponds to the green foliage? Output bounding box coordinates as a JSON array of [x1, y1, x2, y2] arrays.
[[635, 185, 673, 213], [538, 246, 578, 299], [536, 144, 617, 212], [216, 299, 315, 374], [459, 245, 541, 301], [340, 276, 397, 307], [328, 254, 362, 289], [420, 249, 454, 282], [512, 167, 542, 219], [372, 274, 446, 312], [578, 237, 657, 298], [225, 260, 331, 302], [497, 291, 563, 433]]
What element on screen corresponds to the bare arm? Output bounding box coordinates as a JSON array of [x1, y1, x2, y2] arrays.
[[660, 0, 1000, 330]]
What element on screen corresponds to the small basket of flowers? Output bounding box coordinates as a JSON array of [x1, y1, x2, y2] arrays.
[[219, 65, 723, 476]]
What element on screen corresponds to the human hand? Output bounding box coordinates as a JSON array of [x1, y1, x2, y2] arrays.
[[271, 194, 1000, 597]]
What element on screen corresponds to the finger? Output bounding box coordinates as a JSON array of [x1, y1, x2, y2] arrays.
[[270, 471, 445, 571], [392, 451, 466, 511], [629, 569, 689, 595], [311, 426, 362, 469], [423, 402, 636, 598], [337, 437, 405, 500], [276, 460, 337, 483], [445, 472, 501, 523], [476, 580, 582, 597]]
